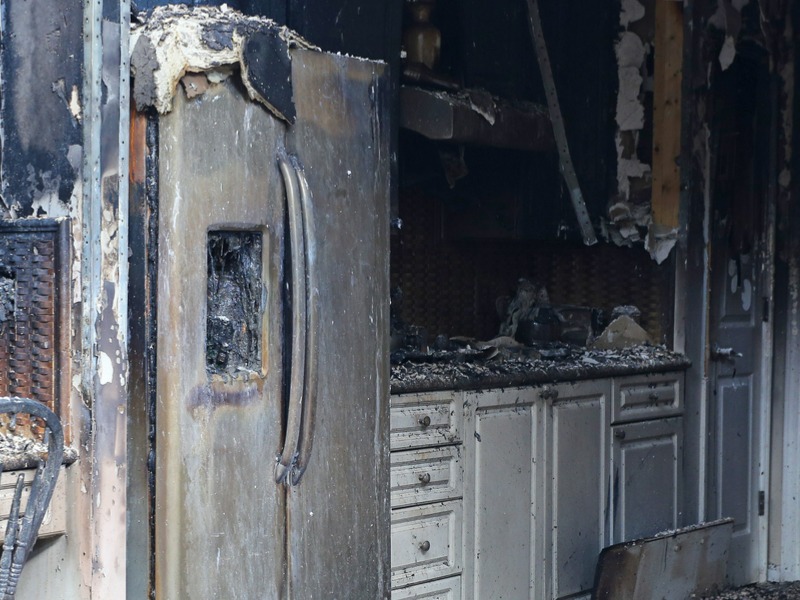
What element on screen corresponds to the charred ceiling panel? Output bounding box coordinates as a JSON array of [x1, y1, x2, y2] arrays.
[[0, 0, 83, 219]]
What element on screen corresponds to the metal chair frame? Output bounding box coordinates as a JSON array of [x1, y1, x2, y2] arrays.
[[0, 398, 64, 600]]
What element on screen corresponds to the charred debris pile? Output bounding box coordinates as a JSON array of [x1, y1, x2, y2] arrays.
[[391, 278, 687, 392]]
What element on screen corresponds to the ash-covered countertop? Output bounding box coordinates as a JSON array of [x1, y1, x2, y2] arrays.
[[391, 344, 690, 394]]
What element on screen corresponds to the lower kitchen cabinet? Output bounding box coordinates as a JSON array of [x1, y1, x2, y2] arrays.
[[540, 379, 611, 600], [462, 388, 538, 600], [391, 501, 464, 589], [391, 576, 462, 600], [390, 391, 466, 596], [610, 416, 683, 544], [391, 371, 685, 600]]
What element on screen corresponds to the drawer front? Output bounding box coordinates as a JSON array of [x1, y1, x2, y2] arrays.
[[391, 501, 463, 588], [0, 466, 67, 542], [391, 446, 463, 509], [392, 575, 462, 600], [391, 392, 463, 450], [613, 373, 683, 424]]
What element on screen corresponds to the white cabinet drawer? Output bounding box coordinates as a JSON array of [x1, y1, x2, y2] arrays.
[[0, 466, 67, 543], [392, 575, 462, 599], [612, 373, 683, 424], [391, 446, 463, 509], [391, 392, 462, 450], [391, 501, 463, 588]]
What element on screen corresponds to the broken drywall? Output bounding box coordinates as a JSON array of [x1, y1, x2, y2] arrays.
[[605, 3, 653, 251], [616, 31, 647, 131], [130, 4, 315, 119]]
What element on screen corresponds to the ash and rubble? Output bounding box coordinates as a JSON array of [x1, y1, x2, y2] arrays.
[[391, 280, 688, 393], [0, 430, 76, 472], [391, 342, 689, 393], [698, 581, 800, 599]]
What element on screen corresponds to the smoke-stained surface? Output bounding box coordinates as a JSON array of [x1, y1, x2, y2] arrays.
[[0, 0, 83, 218]]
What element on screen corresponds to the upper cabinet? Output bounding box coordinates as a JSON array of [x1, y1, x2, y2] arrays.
[[398, 0, 617, 242]]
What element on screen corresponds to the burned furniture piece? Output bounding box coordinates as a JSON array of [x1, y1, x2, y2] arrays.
[[0, 397, 64, 599]]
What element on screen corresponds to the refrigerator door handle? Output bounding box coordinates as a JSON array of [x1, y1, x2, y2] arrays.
[[275, 155, 306, 485], [290, 166, 318, 486]]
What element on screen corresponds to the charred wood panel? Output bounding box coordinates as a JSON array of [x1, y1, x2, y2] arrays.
[[0, 0, 83, 219]]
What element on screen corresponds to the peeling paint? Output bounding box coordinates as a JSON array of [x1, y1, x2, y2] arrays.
[[69, 85, 82, 122], [645, 223, 678, 264], [98, 351, 114, 385], [620, 0, 646, 28], [607, 9, 652, 249], [616, 32, 647, 131], [719, 35, 737, 71]]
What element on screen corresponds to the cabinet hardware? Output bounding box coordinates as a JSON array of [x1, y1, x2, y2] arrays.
[[419, 540, 430, 552], [418, 472, 431, 485], [419, 415, 431, 428], [648, 393, 659, 401], [614, 429, 626, 439]]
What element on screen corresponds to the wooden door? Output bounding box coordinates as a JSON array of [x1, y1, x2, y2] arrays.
[[706, 48, 774, 585]]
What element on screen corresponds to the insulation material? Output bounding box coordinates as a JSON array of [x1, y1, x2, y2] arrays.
[[130, 4, 314, 117]]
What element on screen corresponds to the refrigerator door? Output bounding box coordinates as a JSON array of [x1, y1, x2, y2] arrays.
[[284, 48, 391, 599], [156, 79, 287, 599]]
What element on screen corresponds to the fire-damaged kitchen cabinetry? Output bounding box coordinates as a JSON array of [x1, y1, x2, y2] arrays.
[[391, 370, 684, 599], [609, 374, 684, 545], [460, 380, 611, 599], [461, 386, 540, 599], [538, 379, 611, 599], [390, 390, 465, 597]]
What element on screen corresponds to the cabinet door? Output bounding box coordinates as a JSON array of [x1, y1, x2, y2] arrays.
[[540, 380, 611, 600], [610, 417, 683, 544], [463, 388, 538, 600]]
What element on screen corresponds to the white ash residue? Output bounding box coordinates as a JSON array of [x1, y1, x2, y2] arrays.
[[0, 431, 48, 466], [391, 343, 689, 393], [698, 581, 800, 599]]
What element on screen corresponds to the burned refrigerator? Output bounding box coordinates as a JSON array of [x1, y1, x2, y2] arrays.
[[138, 17, 391, 598]]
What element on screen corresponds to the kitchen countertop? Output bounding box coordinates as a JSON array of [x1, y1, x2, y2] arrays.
[[390, 344, 691, 394]]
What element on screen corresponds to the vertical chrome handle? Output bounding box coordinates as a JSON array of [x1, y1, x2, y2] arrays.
[[290, 166, 317, 486], [275, 156, 307, 485]]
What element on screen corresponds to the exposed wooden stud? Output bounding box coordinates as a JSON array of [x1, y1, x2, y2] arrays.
[[651, 0, 684, 230]]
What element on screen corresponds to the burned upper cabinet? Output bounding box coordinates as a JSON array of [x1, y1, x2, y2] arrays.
[[0, 0, 83, 219], [398, 0, 617, 242]]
